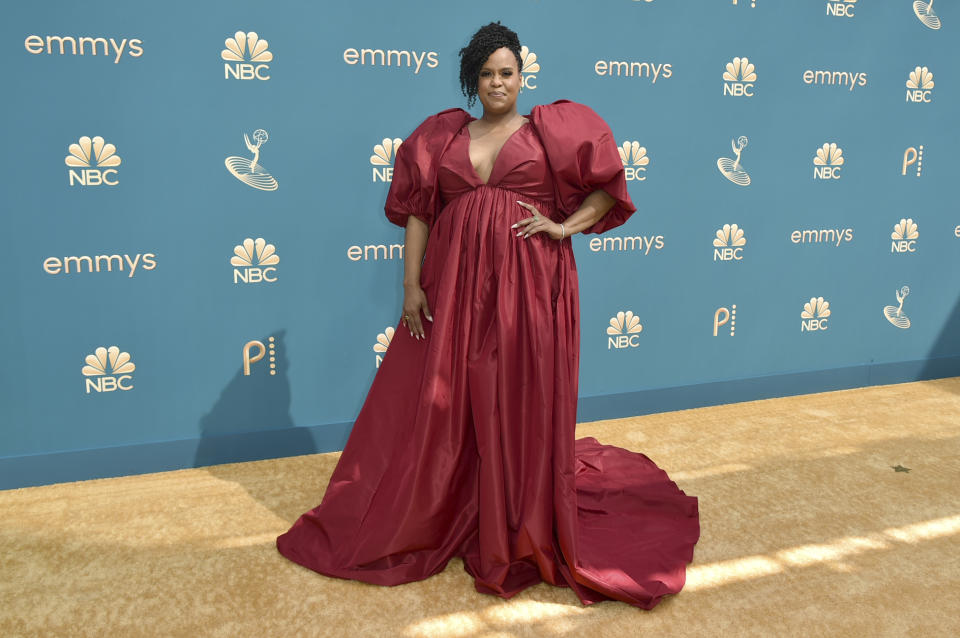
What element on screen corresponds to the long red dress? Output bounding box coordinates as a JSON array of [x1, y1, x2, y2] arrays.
[[277, 101, 700, 609]]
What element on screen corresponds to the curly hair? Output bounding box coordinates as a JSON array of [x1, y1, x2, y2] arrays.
[[458, 22, 523, 107]]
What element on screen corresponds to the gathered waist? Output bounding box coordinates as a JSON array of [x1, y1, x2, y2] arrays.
[[440, 185, 561, 222]]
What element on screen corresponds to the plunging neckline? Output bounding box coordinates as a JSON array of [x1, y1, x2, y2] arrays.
[[466, 119, 529, 186]]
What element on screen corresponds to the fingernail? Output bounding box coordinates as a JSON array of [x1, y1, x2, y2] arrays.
[[511, 223, 518, 229], [516, 232, 522, 237], [427, 316, 434, 322]]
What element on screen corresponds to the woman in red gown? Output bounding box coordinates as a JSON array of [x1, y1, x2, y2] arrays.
[[277, 23, 700, 609]]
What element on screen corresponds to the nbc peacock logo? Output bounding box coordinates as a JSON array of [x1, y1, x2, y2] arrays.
[[905, 66, 934, 102], [618, 141, 649, 181], [222, 31, 272, 80], [722, 57, 756, 97], [225, 129, 278, 191], [717, 136, 751, 186], [801, 297, 831, 332], [713, 224, 746, 261], [813, 143, 844, 180], [65, 136, 121, 187], [370, 138, 403, 182], [231, 237, 279, 284], [826, 0, 857, 18], [607, 311, 643, 349], [82, 346, 135, 393], [520, 45, 539, 90], [883, 285, 912, 329], [891, 218, 919, 253], [373, 327, 395, 368], [913, 1, 941, 30]]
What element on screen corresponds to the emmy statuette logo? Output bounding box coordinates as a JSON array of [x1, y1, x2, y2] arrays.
[[826, 0, 856, 18], [225, 129, 278, 191], [913, 1, 941, 30], [801, 297, 831, 332], [714, 224, 746, 261], [723, 57, 756, 97], [66, 136, 121, 187], [371, 138, 402, 182], [714, 306, 737, 336], [618, 141, 649, 181], [891, 219, 919, 253], [813, 143, 844, 180], [906, 66, 934, 102], [374, 327, 394, 368], [883, 286, 912, 329], [222, 31, 272, 80], [82, 346, 135, 394], [717, 137, 751, 186], [902, 146, 924, 176], [520, 46, 539, 90], [607, 311, 643, 349], [243, 337, 276, 376], [231, 237, 279, 284]]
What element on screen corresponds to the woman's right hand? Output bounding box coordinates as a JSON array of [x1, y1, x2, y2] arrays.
[[401, 284, 433, 340]]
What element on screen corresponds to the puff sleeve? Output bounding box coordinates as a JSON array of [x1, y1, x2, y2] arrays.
[[529, 100, 636, 235], [384, 108, 472, 229]]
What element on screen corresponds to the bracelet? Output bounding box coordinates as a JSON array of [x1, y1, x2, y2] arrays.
[[560, 223, 565, 240]]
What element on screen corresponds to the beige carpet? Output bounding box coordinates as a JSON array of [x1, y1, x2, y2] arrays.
[[2, 378, 958, 638]]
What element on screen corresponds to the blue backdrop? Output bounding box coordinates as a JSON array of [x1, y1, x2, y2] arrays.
[[2, 0, 958, 488]]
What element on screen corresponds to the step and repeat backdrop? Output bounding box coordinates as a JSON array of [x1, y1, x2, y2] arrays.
[[2, 0, 958, 486]]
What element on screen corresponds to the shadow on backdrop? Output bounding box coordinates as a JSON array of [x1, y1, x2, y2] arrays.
[[920, 294, 960, 393]]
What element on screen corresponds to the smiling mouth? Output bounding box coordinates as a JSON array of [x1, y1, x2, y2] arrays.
[[489, 92, 506, 97]]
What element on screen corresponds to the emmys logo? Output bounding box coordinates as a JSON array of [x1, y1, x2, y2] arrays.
[[906, 66, 934, 102], [913, 1, 941, 30], [714, 305, 737, 336], [891, 219, 919, 253], [222, 31, 272, 80], [374, 327, 394, 368], [883, 286, 912, 329], [370, 138, 402, 182], [520, 46, 540, 90], [723, 57, 756, 97], [802, 69, 868, 91], [826, 0, 856, 18], [607, 311, 643, 349], [790, 227, 853, 246], [43, 252, 157, 277], [902, 146, 924, 176], [342, 47, 439, 73], [813, 143, 844, 180], [618, 141, 649, 181], [594, 58, 672, 83], [713, 224, 746, 261], [225, 129, 278, 191], [82, 346, 135, 394], [801, 297, 831, 332], [65, 136, 121, 187], [243, 337, 276, 376], [231, 238, 279, 284], [24, 35, 143, 63], [717, 137, 751, 186]]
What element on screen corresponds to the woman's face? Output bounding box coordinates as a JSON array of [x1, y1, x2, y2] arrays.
[[477, 47, 521, 115]]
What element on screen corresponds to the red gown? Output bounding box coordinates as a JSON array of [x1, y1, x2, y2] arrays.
[[277, 101, 700, 609]]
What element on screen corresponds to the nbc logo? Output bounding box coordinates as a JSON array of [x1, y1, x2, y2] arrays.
[[607, 311, 643, 349], [520, 45, 539, 90], [801, 297, 831, 332], [717, 137, 751, 186], [713, 224, 746, 261], [905, 66, 934, 102], [883, 285, 911, 329], [913, 1, 941, 30], [813, 143, 844, 180], [722, 57, 756, 97], [891, 219, 918, 253], [225, 129, 278, 191], [370, 138, 402, 182], [618, 141, 649, 181], [65, 136, 121, 187], [374, 327, 394, 368], [82, 346, 135, 393], [902, 145, 924, 176], [222, 31, 272, 80], [231, 237, 279, 284], [714, 305, 737, 336], [243, 337, 276, 376], [826, 0, 856, 18]]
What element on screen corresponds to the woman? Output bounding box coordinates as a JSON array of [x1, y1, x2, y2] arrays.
[[277, 23, 700, 609]]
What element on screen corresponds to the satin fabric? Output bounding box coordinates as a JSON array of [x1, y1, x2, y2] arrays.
[[277, 102, 700, 609]]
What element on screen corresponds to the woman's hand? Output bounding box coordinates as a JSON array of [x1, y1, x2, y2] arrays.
[[513, 201, 564, 240], [401, 283, 432, 340]]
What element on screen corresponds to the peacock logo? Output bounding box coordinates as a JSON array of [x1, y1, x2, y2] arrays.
[[520, 46, 540, 90], [722, 57, 756, 97], [906, 66, 934, 102], [618, 141, 649, 181], [374, 327, 394, 368], [813, 143, 844, 179], [65, 136, 121, 187], [370, 137, 403, 182], [891, 218, 919, 253], [222, 31, 272, 80], [801, 297, 831, 332], [713, 224, 746, 261], [82, 346, 135, 393], [231, 237, 279, 284], [225, 129, 278, 191], [607, 311, 643, 349]]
